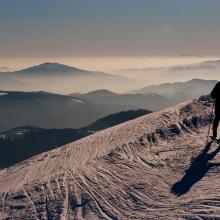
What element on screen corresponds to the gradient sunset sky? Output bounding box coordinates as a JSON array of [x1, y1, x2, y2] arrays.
[[0, 0, 220, 70]]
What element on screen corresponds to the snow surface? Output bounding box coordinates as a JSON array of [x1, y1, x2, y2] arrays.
[[0, 96, 219, 219], [72, 99, 85, 104]]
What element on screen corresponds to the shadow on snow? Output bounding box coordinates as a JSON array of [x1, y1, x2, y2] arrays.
[[171, 141, 220, 196]]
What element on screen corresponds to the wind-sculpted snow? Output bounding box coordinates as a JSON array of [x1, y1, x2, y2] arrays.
[[1, 96, 220, 219]]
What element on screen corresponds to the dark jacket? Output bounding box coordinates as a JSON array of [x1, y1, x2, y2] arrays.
[[211, 82, 220, 116]]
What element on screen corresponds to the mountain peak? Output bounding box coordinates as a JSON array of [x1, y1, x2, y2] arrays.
[[18, 62, 88, 74], [85, 89, 117, 96]]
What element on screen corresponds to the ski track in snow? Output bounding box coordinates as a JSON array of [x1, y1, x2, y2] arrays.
[[1, 96, 220, 219]]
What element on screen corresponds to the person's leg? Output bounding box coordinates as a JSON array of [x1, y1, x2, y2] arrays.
[[213, 116, 220, 138]]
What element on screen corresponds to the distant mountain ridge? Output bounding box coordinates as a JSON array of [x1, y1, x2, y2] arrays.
[[0, 90, 139, 132], [168, 60, 220, 72], [84, 89, 118, 97], [0, 62, 141, 93], [16, 62, 90, 75], [114, 59, 220, 86], [70, 79, 217, 111], [0, 109, 150, 168], [130, 79, 217, 101], [116, 59, 220, 73], [1, 79, 216, 132], [70, 89, 175, 111]]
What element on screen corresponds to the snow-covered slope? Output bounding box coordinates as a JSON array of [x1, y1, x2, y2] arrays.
[[1, 96, 220, 219]]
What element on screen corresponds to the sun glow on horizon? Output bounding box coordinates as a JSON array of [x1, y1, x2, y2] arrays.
[[0, 56, 219, 73]]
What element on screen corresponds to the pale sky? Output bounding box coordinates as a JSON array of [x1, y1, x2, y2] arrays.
[[0, 0, 220, 70]]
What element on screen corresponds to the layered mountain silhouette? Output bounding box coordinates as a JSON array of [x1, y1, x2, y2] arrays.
[[0, 109, 150, 169], [131, 79, 217, 102], [115, 60, 220, 84], [0, 91, 140, 132], [1, 78, 217, 132], [169, 60, 220, 72], [70, 89, 175, 111], [117, 60, 220, 74], [70, 79, 217, 111], [1, 61, 219, 94], [1, 95, 220, 219], [0, 62, 141, 93]]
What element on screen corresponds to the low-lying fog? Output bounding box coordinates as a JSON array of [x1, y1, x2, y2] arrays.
[[0, 57, 220, 94]]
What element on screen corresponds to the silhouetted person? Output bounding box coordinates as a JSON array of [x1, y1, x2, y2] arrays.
[[211, 82, 220, 139]]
